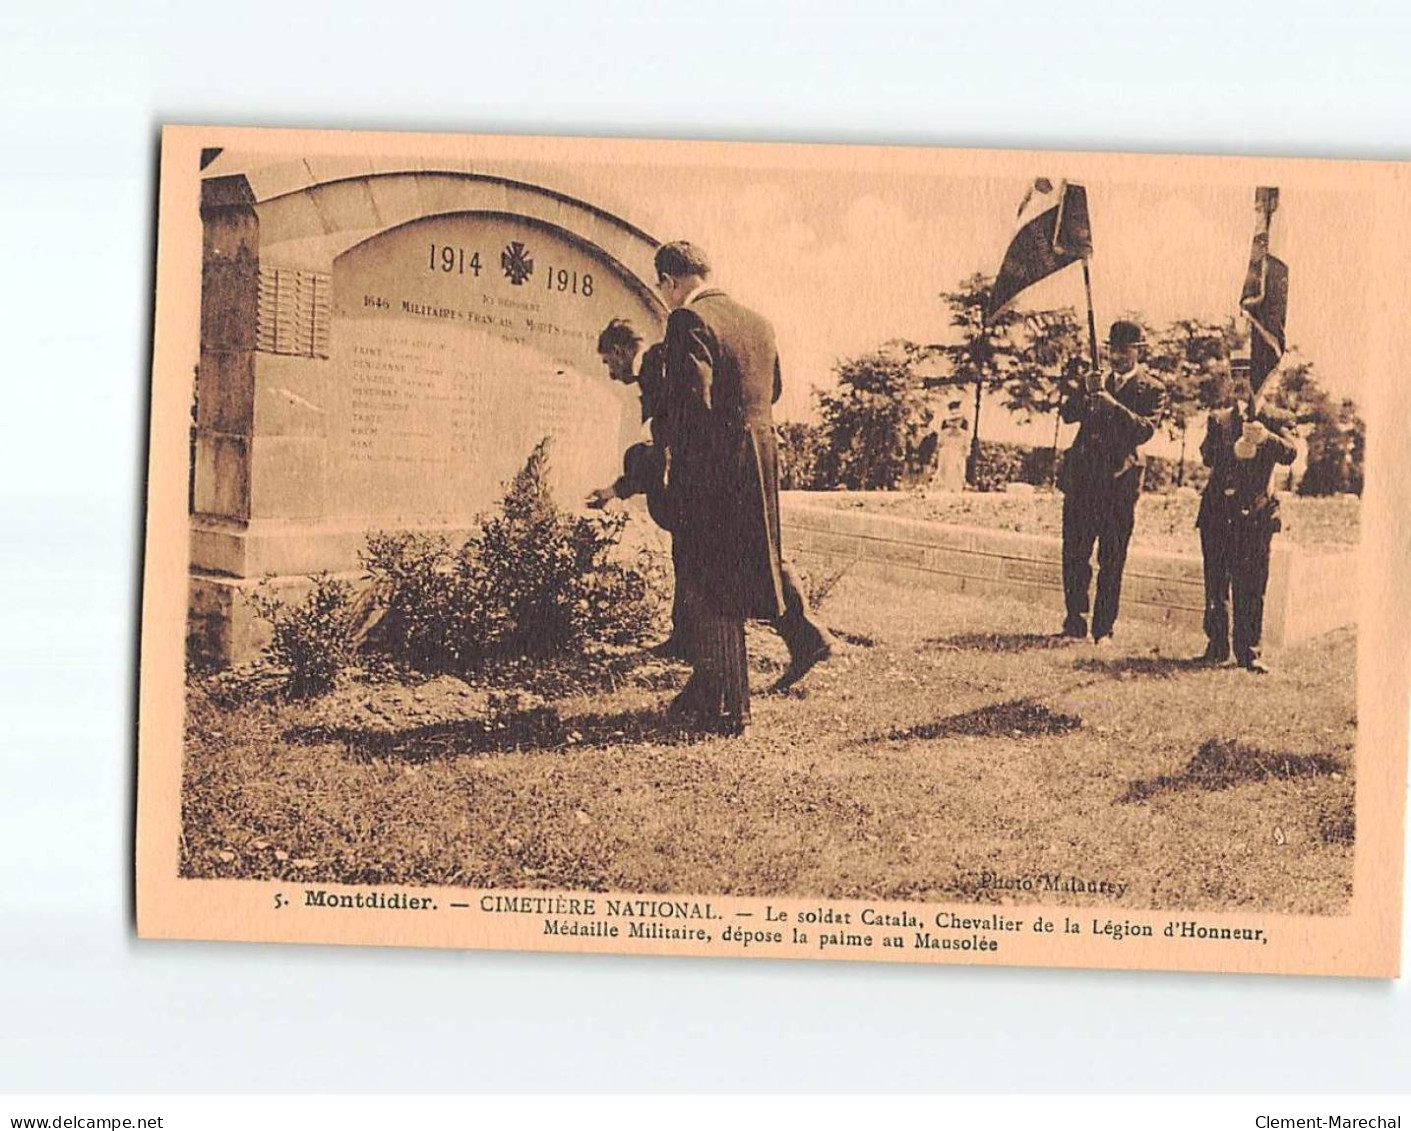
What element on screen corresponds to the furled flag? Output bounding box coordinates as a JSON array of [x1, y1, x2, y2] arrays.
[[987, 178, 1093, 319], [1239, 186, 1289, 395]]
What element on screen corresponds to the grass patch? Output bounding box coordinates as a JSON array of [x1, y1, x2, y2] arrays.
[[923, 632, 1076, 655], [182, 563, 1357, 914], [798, 489, 1359, 553]]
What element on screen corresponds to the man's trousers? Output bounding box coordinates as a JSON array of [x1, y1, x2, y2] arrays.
[[1200, 520, 1274, 664], [1061, 486, 1137, 640]]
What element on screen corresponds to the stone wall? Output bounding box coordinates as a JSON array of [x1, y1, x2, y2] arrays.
[[781, 496, 1356, 648]]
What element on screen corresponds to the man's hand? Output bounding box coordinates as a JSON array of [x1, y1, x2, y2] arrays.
[[1241, 420, 1270, 446], [585, 486, 616, 510]]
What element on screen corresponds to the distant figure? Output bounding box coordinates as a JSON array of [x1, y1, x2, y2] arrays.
[[932, 398, 970, 493], [1196, 374, 1298, 673], [654, 241, 833, 736], [1057, 320, 1168, 644]]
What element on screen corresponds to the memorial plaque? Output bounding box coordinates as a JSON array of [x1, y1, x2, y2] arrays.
[[329, 214, 649, 523]]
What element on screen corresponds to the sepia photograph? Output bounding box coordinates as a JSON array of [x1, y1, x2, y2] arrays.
[[137, 125, 1408, 976]]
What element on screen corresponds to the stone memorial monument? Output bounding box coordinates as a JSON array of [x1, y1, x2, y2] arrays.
[[188, 155, 665, 664]]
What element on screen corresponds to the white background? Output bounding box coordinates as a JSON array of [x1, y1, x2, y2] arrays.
[[1, 0, 1409, 1094]]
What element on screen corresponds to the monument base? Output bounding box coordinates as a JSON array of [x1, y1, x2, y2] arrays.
[[187, 516, 481, 666]]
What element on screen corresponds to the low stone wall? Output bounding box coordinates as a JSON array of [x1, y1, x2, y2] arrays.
[[781, 497, 1355, 648], [192, 497, 1356, 667]]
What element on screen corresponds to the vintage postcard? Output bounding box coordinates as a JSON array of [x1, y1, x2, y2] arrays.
[[138, 124, 1409, 976]]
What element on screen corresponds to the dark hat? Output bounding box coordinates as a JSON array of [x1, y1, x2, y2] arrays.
[[1107, 320, 1145, 348]]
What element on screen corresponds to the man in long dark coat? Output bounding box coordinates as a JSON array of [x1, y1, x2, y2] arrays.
[[1196, 381, 1298, 673], [1057, 319, 1168, 644], [588, 315, 834, 684], [654, 240, 810, 735]]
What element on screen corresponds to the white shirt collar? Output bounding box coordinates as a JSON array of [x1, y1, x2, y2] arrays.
[[1110, 364, 1141, 394]]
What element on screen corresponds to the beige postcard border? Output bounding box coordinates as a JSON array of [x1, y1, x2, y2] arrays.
[[138, 125, 1410, 977]]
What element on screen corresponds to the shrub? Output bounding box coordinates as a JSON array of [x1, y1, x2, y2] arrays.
[[815, 345, 935, 490], [360, 531, 472, 673], [246, 573, 357, 699], [777, 421, 829, 490], [362, 438, 660, 673], [470, 439, 653, 657], [970, 441, 1029, 493], [1141, 453, 1210, 494], [1300, 414, 1364, 497]]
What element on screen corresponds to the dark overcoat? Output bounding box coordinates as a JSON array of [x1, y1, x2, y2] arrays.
[[1196, 405, 1298, 533], [662, 289, 787, 621], [1058, 367, 1169, 500]]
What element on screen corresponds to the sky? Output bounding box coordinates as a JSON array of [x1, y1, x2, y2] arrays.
[[544, 156, 1374, 424], [221, 145, 1377, 433]]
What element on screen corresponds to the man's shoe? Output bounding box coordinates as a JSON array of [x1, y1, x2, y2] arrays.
[[1198, 644, 1231, 666], [1240, 657, 1271, 675], [768, 642, 833, 694], [1060, 616, 1088, 640], [665, 684, 710, 725], [717, 715, 752, 739], [648, 637, 691, 661]]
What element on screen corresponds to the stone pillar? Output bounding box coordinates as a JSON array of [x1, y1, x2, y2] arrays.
[[189, 175, 341, 663]]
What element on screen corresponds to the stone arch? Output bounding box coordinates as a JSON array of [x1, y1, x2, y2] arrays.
[[202, 164, 665, 293]]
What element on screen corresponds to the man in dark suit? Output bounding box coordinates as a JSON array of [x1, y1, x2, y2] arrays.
[[1057, 319, 1168, 645], [1196, 375, 1298, 673], [586, 320, 690, 657], [653, 241, 830, 735]]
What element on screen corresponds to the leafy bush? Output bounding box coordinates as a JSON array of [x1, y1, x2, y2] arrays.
[[970, 442, 1058, 493], [970, 442, 1028, 493], [1299, 412, 1364, 497], [362, 438, 660, 673], [777, 421, 829, 490], [815, 344, 935, 490], [246, 573, 357, 699], [359, 531, 472, 672], [471, 440, 651, 657], [1141, 453, 1210, 494]]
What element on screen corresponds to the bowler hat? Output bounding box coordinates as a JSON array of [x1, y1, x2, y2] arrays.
[[1107, 320, 1145, 348]]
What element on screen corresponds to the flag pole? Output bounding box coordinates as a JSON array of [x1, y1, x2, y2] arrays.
[[1244, 186, 1279, 420], [1081, 258, 1101, 384]]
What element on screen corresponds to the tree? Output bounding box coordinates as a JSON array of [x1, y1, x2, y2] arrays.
[[1265, 356, 1331, 422], [1262, 357, 1364, 496], [1003, 306, 1085, 483], [938, 274, 1024, 485], [815, 341, 935, 489], [1300, 395, 1365, 497], [1147, 317, 1245, 487]]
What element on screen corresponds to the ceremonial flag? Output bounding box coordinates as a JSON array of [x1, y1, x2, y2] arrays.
[[988, 179, 1093, 319], [1239, 186, 1288, 395]]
